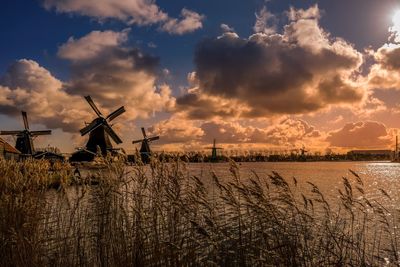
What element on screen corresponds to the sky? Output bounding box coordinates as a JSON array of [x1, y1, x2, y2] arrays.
[[1, 0, 400, 154]]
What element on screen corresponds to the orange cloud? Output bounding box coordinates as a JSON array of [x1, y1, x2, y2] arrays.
[[149, 117, 325, 151], [0, 59, 90, 132], [326, 121, 393, 149], [0, 30, 175, 133]]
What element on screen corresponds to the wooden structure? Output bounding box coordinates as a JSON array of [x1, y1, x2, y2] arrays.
[[0, 137, 20, 160]]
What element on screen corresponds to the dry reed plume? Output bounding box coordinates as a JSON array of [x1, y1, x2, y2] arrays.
[[0, 157, 399, 266]]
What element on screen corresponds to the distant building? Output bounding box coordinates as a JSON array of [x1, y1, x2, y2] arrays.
[[347, 150, 393, 160], [0, 138, 20, 161]]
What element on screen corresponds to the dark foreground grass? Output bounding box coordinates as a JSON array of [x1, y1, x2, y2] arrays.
[[0, 158, 399, 266]]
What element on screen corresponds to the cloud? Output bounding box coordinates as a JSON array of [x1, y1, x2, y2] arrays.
[[59, 29, 175, 121], [42, 0, 204, 34], [253, 6, 276, 34], [326, 121, 393, 149], [58, 29, 129, 62], [220, 23, 234, 33], [368, 44, 400, 90], [149, 116, 324, 150], [161, 8, 204, 35], [148, 115, 204, 144], [249, 119, 322, 147], [0, 29, 175, 133], [367, 10, 400, 90], [176, 5, 365, 120], [0, 59, 89, 132]]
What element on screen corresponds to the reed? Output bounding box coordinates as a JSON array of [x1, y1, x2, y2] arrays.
[[0, 157, 399, 266]]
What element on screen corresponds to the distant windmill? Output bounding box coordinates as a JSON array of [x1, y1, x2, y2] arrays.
[[132, 127, 159, 163], [70, 96, 125, 162], [300, 145, 309, 157], [0, 111, 51, 156], [206, 139, 223, 162]]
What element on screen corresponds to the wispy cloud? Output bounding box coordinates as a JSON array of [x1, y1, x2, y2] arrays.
[[42, 0, 204, 34]]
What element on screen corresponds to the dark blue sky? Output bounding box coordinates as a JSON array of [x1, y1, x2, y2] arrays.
[[1, 0, 396, 86]]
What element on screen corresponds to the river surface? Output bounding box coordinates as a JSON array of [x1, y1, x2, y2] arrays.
[[185, 161, 400, 206]]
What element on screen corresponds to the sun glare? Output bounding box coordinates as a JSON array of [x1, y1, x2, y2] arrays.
[[392, 9, 400, 29]]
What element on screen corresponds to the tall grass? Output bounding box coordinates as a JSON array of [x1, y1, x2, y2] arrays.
[[0, 157, 399, 266]]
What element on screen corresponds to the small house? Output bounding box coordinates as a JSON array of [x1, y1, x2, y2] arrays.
[[0, 138, 20, 161]]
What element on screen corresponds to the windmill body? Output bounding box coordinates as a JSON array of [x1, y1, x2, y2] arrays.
[[86, 123, 113, 154], [70, 96, 125, 162], [0, 111, 52, 158], [15, 132, 35, 155], [132, 127, 159, 163]]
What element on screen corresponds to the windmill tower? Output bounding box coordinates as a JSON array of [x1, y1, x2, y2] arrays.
[[0, 111, 51, 156], [395, 135, 399, 162], [70, 96, 125, 162], [132, 127, 160, 163], [299, 145, 309, 161], [206, 139, 223, 162]]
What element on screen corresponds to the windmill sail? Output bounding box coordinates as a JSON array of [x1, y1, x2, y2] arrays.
[[0, 131, 23, 135], [85, 95, 103, 117], [22, 111, 29, 130], [80, 120, 102, 136], [107, 106, 125, 121], [31, 130, 52, 136], [104, 124, 123, 144]]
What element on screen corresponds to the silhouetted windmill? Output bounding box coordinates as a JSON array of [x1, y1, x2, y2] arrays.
[[206, 139, 223, 162], [70, 96, 125, 162], [132, 127, 159, 163], [0, 111, 51, 156], [300, 145, 308, 157]]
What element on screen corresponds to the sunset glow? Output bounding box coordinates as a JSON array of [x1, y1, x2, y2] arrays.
[[1, 1, 400, 155]]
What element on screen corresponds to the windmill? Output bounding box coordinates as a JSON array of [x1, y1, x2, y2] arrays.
[[132, 127, 159, 163], [300, 145, 308, 157], [206, 139, 223, 162], [0, 111, 51, 156], [70, 96, 125, 162]]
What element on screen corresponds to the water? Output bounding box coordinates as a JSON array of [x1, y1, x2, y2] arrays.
[[186, 161, 400, 206]]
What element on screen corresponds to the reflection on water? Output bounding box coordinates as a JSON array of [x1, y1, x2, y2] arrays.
[[186, 161, 400, 205]]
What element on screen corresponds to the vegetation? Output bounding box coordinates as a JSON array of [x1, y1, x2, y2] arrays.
[[0, 158, 399, 266], [155, 150, 392, 163]]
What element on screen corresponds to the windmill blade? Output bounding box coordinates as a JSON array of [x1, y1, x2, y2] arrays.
[[0, 130, 22, 135], [80, 120, 101, 136], [141, 127, 147, 138], [106, 106, 125, 122], [84, 96, 102, 117], [22, 111, 29, 130], [104, 124, 123, 144], [132, 139, 144, 144], [148, 136, 160, 142], [31, 130, 52, 136]]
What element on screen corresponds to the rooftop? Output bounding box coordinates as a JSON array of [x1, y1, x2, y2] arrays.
[[0, 138, 20, 154]]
